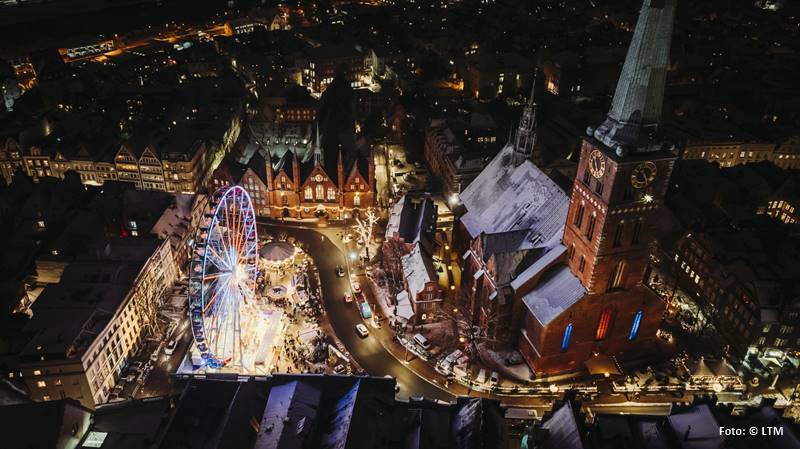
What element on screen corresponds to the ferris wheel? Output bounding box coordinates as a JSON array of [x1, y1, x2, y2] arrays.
[[189, 185, 259, 369]]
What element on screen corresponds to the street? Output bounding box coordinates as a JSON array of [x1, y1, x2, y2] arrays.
[[260, 222, 455, 402]]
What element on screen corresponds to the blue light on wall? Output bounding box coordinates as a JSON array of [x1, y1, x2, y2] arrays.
[[561, 323, 573, 352], [629, 311, 643, 340]]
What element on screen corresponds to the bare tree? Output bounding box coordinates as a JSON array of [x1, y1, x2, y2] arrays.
[[352, 208, 380, 260]]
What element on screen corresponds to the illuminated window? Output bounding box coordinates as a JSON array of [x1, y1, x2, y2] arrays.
[[354, 195, 361, 206], [608, 260, 626, 291], [83, 431, 108, 448], [37, 380, 46, 388], [578, 255, 586, 273], [316, 184, 324, 200], [628, 311, 643, 340], [33, 370, 41, 376], [596, 309, 613, 340], [561, 323, 573, 352], [327, 187, 336, 200], [304, 187, 313, 200], [568, 244, 576, 261]]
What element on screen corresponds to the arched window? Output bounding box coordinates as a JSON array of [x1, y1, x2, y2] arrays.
[[632, 219, 643, 244], [608, 260, 626, 291], [561, 323, 573, 352], [327, 187, 336, 200], [586, 213, 597, 241], [574, 203, 585, 228], [629, 311, 643, 340], [315, 184, 324, 200], [595, 308, 613, 340], [304, 186, 313, 200], [354, 195, 361, 206], [613, 221, 624, 247]]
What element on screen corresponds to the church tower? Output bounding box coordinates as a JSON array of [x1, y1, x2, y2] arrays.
[[563, 0, 677, 295]]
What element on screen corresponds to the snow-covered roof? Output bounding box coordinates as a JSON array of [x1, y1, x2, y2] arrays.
[[511, 244, 567, 291], [538, 401, 586, 449], [255, 380, 321, 449], [459, 144, 569, 252], [520, 264, 585, 326], [395, 291, 414, 320], [149, 194, 200, 249], [385, 195, 406, 239], [319, 380, 360, 449], [401, 244, 436, 299]]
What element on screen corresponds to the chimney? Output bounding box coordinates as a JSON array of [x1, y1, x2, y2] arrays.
[[265, 151, 274, 191], [292, 152, 300, 192]]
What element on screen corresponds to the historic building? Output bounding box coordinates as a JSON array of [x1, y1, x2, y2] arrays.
[[458, 0, 677, 375]]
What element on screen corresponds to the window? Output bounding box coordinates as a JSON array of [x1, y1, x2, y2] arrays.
[[596, 309, 613, 340], [327, 187, 336, 200], [578, 255, 586, 273], [775, 338, 786, 347], [582, 169, 590, 185], [281, 195, 288, 206], [33, 370, 41, 376], [586, 213, 596, 241], [763, 324, 772, 333], [568, 244, 576, 261], [595, 180, 604, 195], [628, 311, 643, 340], [304, 187, 313, 200], [37, 380, 46, 388], [613, 222, 624, 247], [561, 323, 573, 352], [42, 395, 51, 401], [632, 220, 642, 244], [781, 325, 793, 335], [574, 203, 585, 228], [608, 260, 626, 291], [354, 195, 361, 206], [315, 184, 324, 200], [55, 379, 62, 386]]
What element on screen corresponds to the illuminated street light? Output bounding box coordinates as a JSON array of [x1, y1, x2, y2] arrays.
[[642, 193, 654, 203], [349, 252, 357, 261]]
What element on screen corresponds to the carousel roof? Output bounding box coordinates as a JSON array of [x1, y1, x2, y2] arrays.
[[259, 241, 296, 262]]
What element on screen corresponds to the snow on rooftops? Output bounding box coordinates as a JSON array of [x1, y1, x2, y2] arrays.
[[521, 264, 585, 326], [511, 244, 567, 292], [459, 144, 569, 247], [401, 244, 436, 299], [385, 195, 406, 239], [538, 401, 586, 449]]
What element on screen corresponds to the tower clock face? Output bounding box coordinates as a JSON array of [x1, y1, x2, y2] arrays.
[[588, 150, 606, 178], [630, 161, 657, 189]]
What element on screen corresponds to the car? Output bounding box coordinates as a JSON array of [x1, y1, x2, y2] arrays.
[[124, 372, 137, 382], [413, 333, 430, 350], [335, 265, 346, 277], [352, 281, 362, 293], [490, 371, 500, 386], [164, 339, 177, 355], [355, 323, 369, 338], [150, 350, 160, 362], [344, 292, 353, 303]]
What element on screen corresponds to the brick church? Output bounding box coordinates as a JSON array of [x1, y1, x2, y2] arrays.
[[457, 0, 676, 375]]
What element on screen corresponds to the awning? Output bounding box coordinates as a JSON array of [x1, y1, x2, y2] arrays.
[[585, 353, 622, 376]]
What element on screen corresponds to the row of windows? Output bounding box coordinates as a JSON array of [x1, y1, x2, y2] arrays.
[[560, 310, 644, 352]]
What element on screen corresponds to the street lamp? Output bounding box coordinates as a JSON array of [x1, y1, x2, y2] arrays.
[[349, 252, 357, 261]]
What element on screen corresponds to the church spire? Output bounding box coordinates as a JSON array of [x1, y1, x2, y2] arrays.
[[313, 121, 323, 164], [513, 70, 538, 166], [592, 0, 676, 156]]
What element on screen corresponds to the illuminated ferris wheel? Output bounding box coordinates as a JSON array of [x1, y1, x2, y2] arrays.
[[189, 186, 258, 369]]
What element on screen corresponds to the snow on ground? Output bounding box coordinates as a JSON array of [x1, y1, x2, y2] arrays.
[[478, 344, 534, 383]]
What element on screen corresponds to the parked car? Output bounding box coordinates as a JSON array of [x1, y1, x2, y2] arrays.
[[352, 280, 362, 293], [413, 333, 430, 350], [490, 371, 500, 386], [335, 265, 346, 277], [355, 323, 369, 338], [344, 292, 353, 303], [164, 339, 177, 355]]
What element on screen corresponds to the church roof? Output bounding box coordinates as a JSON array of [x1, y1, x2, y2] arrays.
[[520, 264, 585, 326], [592, 0, 676, 154], [460, 144, 569, 253]]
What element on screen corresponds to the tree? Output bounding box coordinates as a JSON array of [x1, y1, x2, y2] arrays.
[[352, 208, 379, 260]]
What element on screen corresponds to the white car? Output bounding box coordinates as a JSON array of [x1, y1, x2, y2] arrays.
[[355, 323, 369, 338], [352, 281, 362, 293], [164, 339, 177, 355], [344, 293, 353, 303]]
